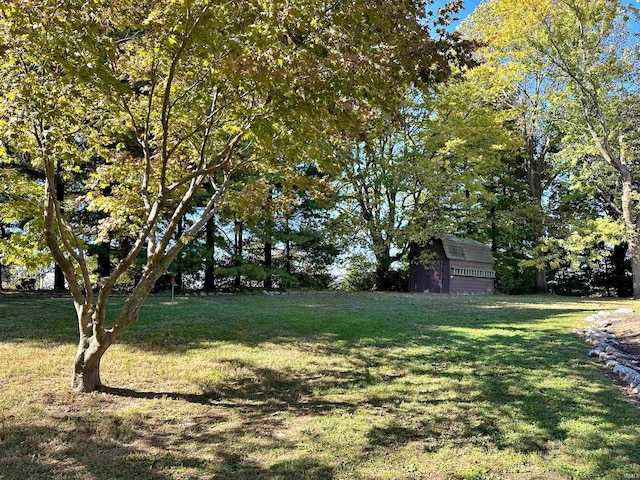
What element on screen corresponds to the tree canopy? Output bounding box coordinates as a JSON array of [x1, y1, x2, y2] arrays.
[[0, 0, 467, 391]]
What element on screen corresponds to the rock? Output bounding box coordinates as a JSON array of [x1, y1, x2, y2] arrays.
[[592, 332, 613, 341], [613, 365, 635, 376], [614, 308, 634, 314], [606, 346, 629, 359], [589, 335, 611, 346], [584, 320, 640, 401], [585, 311, 610, 322], [622, 370, 640, 385]]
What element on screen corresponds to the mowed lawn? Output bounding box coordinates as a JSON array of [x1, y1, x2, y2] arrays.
[[1, 292, 640, 480]]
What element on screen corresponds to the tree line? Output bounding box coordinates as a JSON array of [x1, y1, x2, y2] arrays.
[[0, 0, 637, 390]]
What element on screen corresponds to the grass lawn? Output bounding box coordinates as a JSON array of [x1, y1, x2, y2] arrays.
[[1, 292, 640, 479]]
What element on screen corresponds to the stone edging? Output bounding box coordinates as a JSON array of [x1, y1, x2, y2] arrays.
[[578, 308, 640, 399]]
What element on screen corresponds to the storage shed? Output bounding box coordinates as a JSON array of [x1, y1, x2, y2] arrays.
[[408, 236, 495, 294]]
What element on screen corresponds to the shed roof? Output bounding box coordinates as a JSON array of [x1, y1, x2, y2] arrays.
[[439, 235, 494, 265]]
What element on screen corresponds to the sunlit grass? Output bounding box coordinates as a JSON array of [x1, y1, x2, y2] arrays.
[[0, 292, 639, 479]]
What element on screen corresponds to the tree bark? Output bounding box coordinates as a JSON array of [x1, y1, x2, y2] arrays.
[[532, 230, 548, 294], [264, 238, 272, 289], [374, 247, 393, 291], [54, 165, 66, 291], [617, 141, 640, 298], [611, 242, 629, 297], [54, 266, 65, 291], [284, 216, 292, 275], [234, 220, 243, 289], [529, 182, 548, 294], [285, 239, 292, 275], [534, 269, 548, 294], [203, 216, 216, 291], [72, 334, 111, 392], [174, 217, 184, 288], [628, 236, 640, 299], [97, 241, 111, 279], [264, 190, 273, 289]]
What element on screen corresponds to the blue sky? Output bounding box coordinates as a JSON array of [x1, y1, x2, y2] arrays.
[[444, 0, 640, 32], [455, 0, 483, 25], [432, 0, 481, 29]]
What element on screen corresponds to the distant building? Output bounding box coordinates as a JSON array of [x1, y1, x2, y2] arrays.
[[408, 236, 495, 294]]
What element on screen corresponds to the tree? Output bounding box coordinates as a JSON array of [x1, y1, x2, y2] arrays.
[[334, 75, 515, 290], [0, 166, 53, 282], [467, 0, 640, 296], [0, 0, 461, 391], [464, 5, 570, 294], [215, 163, 337, 289]]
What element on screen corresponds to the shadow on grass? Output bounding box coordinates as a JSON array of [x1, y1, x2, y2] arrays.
[[0, 292, 605, 351], [100, 365, 359, 415], [1, 419, 336, 480], [114, 323, 639, 475], [2, 293, 639, 478]]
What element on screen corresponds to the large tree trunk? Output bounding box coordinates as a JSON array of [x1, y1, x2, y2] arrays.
[[203, 216, 216, 292], [611, 242, 630, 297], [524, 131, 549, 295], [285, 239, 292, 275], [284, 217, 292, 275], [71, 334, 111, 392], [530, 199, 548, 294], [234, 220, 243, 289], [263, 191, 273, 289], [264, 238, 272, 289], [97, 241, 111, 279], [54, 265, 66, 291], [54, 164, 66, 292], [618, 150, 640, 298], [174, 217, 184, 289], [374, 246, 393, 291], [530, 214, 548, 294], [534, 268, 548, 294], [623, 238, 640, 298]]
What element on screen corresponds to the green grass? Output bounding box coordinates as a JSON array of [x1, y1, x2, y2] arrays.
[[0, 292, 639, 479]]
